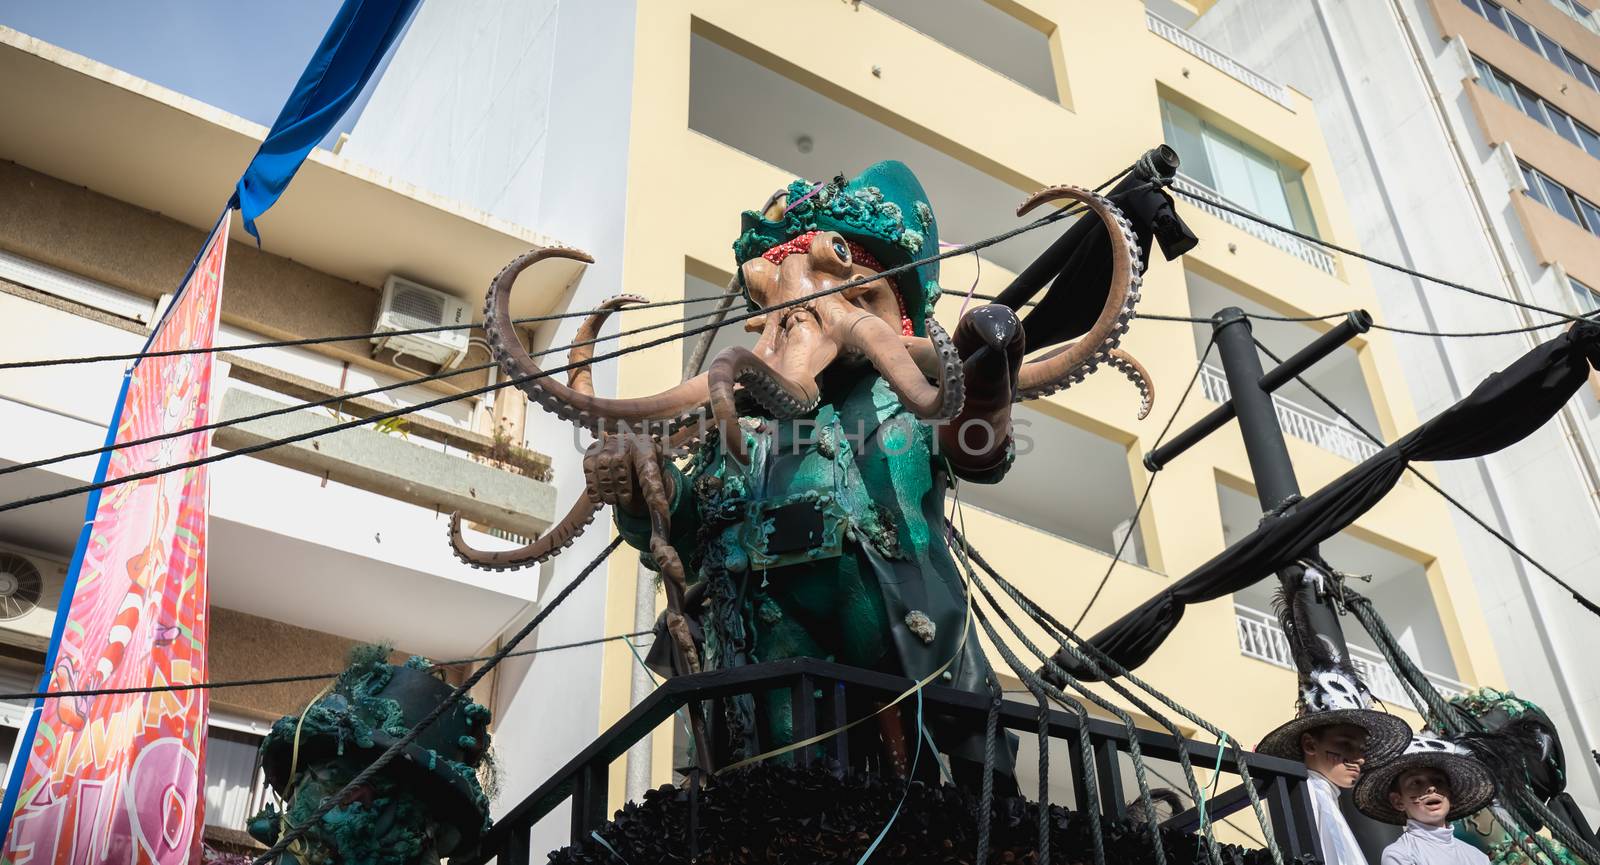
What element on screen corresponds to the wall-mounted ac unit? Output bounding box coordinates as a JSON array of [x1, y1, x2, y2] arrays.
[[370, 275, 471, 369], [0, 543, 68, 651]]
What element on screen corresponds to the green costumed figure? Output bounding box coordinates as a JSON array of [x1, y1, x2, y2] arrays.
[[246, 649, 494, 865], [1446, 688, 1598, 865], [622, 160, 1152, 781], [447, 153, 1177, 783]]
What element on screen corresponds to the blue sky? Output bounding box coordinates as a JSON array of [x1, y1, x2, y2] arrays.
[[0, 0, 400, 145]]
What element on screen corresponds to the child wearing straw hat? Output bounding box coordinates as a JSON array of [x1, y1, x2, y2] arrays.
[[1354, 733, 1496, 865]]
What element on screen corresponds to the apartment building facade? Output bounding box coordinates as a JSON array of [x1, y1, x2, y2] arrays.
[[0, 28, 573, 849], [331, 0, 1532, 849], [1188, 0, 1600, 815]]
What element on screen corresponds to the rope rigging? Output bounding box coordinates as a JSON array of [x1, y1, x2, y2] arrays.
[[951, 523, 1287, 865]]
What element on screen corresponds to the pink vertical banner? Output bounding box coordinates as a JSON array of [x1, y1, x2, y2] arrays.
[[2, 216, 228, 865]]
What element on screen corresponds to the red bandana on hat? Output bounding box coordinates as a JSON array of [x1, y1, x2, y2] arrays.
[[760, 231, 913, 336]]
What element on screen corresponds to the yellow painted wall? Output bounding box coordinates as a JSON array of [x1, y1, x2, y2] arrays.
[[593, 0, 1508, 823]]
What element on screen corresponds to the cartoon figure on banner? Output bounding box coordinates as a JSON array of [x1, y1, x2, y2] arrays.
[[4, 228, 224, 865], [447, 151, 1194, 780], [55, 299, 207, 728]]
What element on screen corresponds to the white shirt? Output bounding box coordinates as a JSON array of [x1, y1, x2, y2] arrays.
[[1380, 820, 1491, 865], [1309, 771, 1369, 865]]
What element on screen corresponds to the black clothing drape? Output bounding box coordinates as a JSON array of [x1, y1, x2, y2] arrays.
[[1047, 322, 1600, 682]]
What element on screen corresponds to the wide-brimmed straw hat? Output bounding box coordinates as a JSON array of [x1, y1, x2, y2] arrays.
[[1256, 707, 1413, 764], [1353, 733, 1496, 824]]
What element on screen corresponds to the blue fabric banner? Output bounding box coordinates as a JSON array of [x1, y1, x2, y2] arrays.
[[232, 0, 420, 241]]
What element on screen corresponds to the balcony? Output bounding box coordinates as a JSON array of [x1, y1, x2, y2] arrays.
[[1235, 605, 1468, 705], [1172, 174, 1337, 274], [1199, 363, 1381, 462], [1145, 9, 1295, 109]]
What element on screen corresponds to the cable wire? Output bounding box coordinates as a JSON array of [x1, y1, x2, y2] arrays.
[[1249, 337, 1600, 619], [0, 293, 741, 372], [0, 630, 653, 702], [250, 534, 623, 865], [1170, 187, 1584, 325], [1071, 334, 1218, 630], [1, 192, 1099, 515]]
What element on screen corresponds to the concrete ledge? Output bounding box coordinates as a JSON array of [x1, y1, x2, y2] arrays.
[[213, 388, 556, 537]]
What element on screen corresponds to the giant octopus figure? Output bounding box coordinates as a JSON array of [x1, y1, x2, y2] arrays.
[[449, 153, 1192, 782]]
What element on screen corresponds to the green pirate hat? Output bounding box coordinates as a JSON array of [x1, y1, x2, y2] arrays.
[[733, 160, 941, 336]]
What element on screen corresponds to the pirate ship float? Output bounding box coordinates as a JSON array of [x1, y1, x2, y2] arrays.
[[254, 146, 1600, 864]]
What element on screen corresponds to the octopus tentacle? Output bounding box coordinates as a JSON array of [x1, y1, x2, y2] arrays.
[[449, 291, 651, 570], [1010, 186, 1150, 415], [483, 248, 712, 435], [1110, 349, 1154, 420], [835, 310, 965, 421], [566, 293, 648, 393], [448, 497, 599, 571], [707, 345, 824, 464]]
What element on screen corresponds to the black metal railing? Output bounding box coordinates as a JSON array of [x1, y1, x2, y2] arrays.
[[459, 658, 1319, 864]]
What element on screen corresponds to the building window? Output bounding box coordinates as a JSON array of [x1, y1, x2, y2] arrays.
[[1160, 99, 1319, 236], [1473, 56, 1600, 161], [204, 723, 269, 832], [1567, 51, 1599, 90], [1570, 276, 1599, 312], [1549, 0, 1600, 35], [1462, 0, 1600, 94], [1520, 161, 1600, 238], [1508, 11, 1544, 50]]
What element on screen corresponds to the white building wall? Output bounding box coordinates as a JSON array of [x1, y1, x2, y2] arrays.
[[1193, 0, 1600, 813], [343, 0, 641, 848]]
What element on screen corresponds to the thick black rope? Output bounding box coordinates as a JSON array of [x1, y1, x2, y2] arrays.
[[250, 535, 623, 865], [2, 191, 1106, 515], [971, 602, 1079, 865], [1072, 334, 1217, 630], [968, 567, 1176, 865], [1171, 186, 1584, 325], [951, 527, 1286, 865], [0, 630, 653, 701], [1249, 338, 1600, 619], [976, 670, 1002, 865], [968, 565, 1222, 865]]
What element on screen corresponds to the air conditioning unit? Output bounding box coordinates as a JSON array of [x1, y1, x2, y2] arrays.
[[370, 275, 472, 369], [0, 543, 68, 651]]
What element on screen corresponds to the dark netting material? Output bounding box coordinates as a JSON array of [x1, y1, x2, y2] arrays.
[[548, 764, 1290, 865], [1049, 322, 1600, 682]]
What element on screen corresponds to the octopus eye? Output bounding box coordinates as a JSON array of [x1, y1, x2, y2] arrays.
[[832, 238, 850, 264]]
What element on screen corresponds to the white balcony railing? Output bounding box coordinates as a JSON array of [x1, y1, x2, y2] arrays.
[[1146, 9, 1295, 109], [1171, 174, 1338, 275], [1235, 605, 1468, 707], [1199, 364, 1382, 463]]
